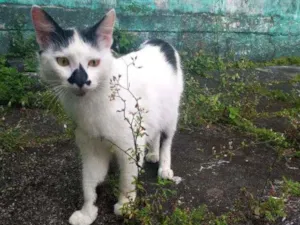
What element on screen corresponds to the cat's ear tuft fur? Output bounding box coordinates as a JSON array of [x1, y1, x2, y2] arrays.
[[31, 5, 60, 49], [95, 9, 116, 48]]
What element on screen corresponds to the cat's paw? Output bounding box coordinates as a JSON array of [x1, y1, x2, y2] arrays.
[[145, 153, 159, 163], [158, 168, 174, 180], [69, 206, 98, 225], [114, 201, 134, 216], [114, 202, 124, 216]]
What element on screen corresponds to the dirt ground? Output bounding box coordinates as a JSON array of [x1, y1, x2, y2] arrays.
[[1, 109, 299, 225], [1, 67, 300, 225]]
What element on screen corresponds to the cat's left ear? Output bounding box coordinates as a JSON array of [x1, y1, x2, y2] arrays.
[[94, 9, 116, 49], [88, 9, 116, 49]]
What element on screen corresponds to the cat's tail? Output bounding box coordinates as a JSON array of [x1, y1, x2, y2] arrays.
[[174, 49, 184, 95]]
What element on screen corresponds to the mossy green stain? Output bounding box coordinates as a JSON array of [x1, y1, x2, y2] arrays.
[[1, 0, 300, 60]]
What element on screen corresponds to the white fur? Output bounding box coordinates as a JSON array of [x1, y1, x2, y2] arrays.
[[38, 31, 183, 224]]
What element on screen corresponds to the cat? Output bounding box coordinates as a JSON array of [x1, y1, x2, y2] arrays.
[[31, 5, 183, 225]]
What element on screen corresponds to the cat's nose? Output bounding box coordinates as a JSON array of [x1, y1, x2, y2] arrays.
[[68, 64, 91, 88]]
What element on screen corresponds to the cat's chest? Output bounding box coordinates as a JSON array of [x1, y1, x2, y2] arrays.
[[76, 105, 115, 137], [72, 99, 127, 139]]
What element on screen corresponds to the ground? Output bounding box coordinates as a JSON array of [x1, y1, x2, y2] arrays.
[[1, 66, 300, 225]]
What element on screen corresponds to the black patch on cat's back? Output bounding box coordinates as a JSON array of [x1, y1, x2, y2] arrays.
[[145, 39, 177, 72]]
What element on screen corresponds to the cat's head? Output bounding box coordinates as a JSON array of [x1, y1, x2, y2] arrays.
[[31, 5, 116, 96]]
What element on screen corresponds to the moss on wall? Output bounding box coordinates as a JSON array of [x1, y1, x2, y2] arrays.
[[0, 0, 300, 60]]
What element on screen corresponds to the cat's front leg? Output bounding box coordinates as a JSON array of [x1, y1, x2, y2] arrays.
[[69, 130, 111, 225]]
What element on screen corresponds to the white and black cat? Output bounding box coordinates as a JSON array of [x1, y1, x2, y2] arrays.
[[31, 5, 183, 225]]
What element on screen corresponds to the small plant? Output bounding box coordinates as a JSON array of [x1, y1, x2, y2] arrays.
[[241, 188, 287, 223], [282, 177, 300, 197], [123, 178, 176, 224], [183, 51, 225, 77], [108, 55, 147, 168], [164, 205, 214, 225], [6, 14, 38, 72], [180, 76, 220, 126], [0, 57, 40, 107], [7, 15, 37, 58], [113, 28, 137, 55], [183, 51, 300, 78], [0, 126, 26, 151], [259, 197, 287, 222], [266, 56, 300, 66], [181, 52, 300, 158]]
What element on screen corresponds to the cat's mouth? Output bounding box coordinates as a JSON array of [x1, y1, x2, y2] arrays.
[[73, 89, 86, 97]]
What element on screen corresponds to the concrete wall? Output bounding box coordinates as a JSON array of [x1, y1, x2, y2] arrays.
[[1, 0, 300, 60]]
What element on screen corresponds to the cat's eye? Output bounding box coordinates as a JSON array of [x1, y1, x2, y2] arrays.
[[56, 57, 70, 67], [88, 59, 100, 67]]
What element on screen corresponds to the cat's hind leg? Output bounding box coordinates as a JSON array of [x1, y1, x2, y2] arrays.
[[145, 132, 160, 163], [158, 129, 176, 180], [69, 129, 111, 225], [114, 136, 146, 215]]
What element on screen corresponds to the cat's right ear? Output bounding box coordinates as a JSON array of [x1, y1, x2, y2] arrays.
[[31, 5, 59, 49]]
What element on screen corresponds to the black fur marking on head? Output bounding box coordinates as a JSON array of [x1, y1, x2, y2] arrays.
[[42, 11, 74, 49], [50, 28, 74, 50], [145, 39, 177, 72], [68, 64, 89, 88], [79, 16, 106, 47]]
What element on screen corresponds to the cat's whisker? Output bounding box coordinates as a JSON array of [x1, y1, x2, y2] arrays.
[[58, 88, 68, 102], [46, 94, 58, 110], [46, 86, 66, 109], [53, 87, 67, 99]]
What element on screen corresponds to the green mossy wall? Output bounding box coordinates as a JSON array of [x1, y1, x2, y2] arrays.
[[0, 0, 300, 60]]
